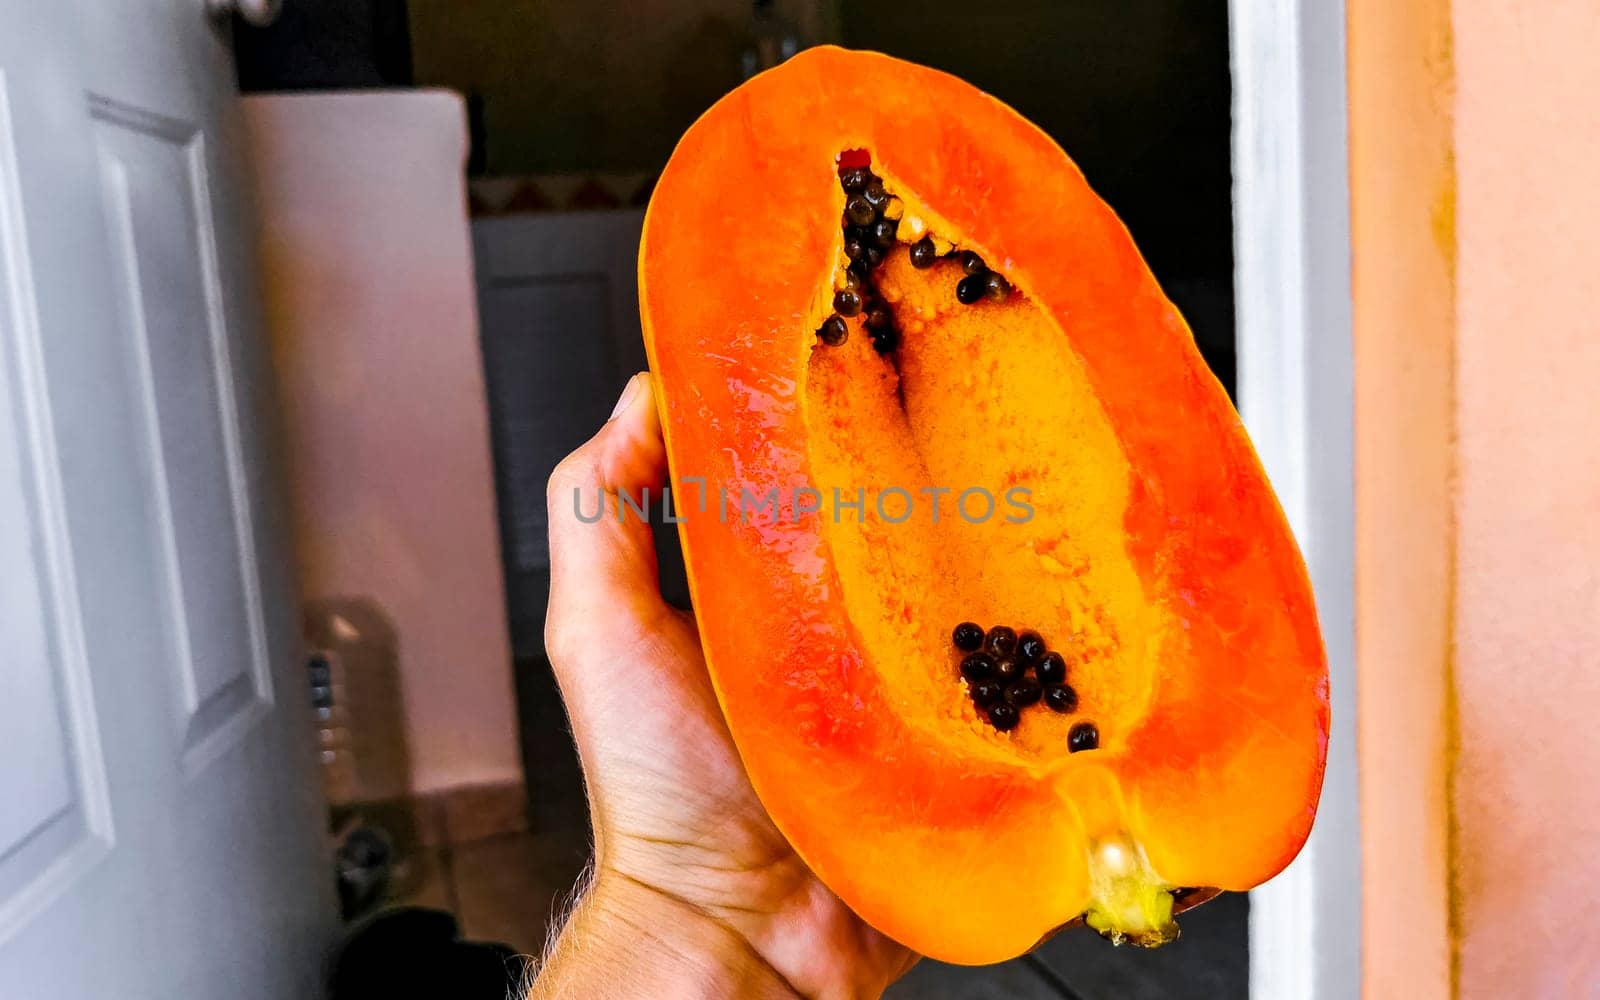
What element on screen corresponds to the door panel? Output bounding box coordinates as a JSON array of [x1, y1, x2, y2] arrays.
[[0, 81, 114, 942], [93, 98, 274, 773], [0, 2, 335, 996]]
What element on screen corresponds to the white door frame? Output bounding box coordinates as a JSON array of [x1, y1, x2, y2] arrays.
[[1230, 1, 1360, 997]]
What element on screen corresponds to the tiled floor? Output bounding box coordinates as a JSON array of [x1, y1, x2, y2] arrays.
[[393, 828, 589, 959], [453, 830, 589, 955]]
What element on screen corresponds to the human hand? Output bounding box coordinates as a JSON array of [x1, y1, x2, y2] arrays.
[[530, 373, 917, 999]]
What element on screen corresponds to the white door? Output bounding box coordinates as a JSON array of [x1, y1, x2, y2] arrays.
[[0, 1, 336, 997]]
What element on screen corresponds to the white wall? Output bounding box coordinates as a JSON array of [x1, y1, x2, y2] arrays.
[[244, 90, 523, 795]]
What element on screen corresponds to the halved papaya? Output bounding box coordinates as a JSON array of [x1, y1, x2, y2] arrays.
[[638, 46, 1327, 965]]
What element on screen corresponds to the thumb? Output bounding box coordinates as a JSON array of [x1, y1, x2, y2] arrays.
[[543, 372, 674, 669]]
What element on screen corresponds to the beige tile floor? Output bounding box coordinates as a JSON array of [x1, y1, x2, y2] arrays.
[[392, 829, 590, 958]]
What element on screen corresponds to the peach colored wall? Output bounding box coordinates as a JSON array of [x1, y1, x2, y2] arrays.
[[243, 91, 523, 796], [1354, 1, 1600, 994], [1451, 3, 1600, 995], [1348, 0, 1458, 995]]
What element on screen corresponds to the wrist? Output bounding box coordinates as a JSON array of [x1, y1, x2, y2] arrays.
[[530, 870, 799, 999]]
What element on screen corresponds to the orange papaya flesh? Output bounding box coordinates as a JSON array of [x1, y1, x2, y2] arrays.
[[638, 46, 1328, 965]]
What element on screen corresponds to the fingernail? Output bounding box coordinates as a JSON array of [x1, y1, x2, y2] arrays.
[[609, 374, 643, 419]]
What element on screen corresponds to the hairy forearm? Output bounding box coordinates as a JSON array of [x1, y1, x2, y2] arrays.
[[526, 875, 801, 999]]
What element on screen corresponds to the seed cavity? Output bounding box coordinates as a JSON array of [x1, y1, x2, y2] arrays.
[[816, 149, 1015, 351], [944, 249, 1012, 308], [814, 155, 905, 354], [952, 622, 1092, 739]]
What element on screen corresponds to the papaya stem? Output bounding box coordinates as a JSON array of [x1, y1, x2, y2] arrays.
[[1082, 836, 1180, 947]]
